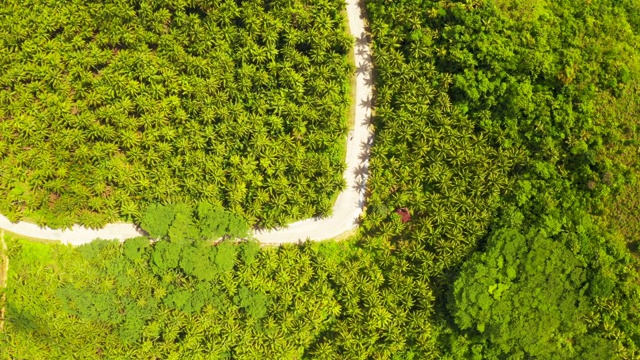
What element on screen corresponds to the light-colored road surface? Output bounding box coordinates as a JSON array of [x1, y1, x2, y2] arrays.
[[0, 217, 143, 246], [0, 0, 373, 246]]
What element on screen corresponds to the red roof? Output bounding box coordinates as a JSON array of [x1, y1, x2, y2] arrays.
[[395, 208, 411, 223]]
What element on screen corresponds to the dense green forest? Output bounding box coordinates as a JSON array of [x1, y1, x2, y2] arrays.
[[0, 0, 352, 229], [3, 0, 640, 358], [363, 0, 640, 357]]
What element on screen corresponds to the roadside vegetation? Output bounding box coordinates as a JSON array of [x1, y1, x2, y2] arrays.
[[2, 0, 640, 358], [0, 0, 352, 229]]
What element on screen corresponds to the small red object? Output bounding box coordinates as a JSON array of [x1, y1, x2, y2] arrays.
[[395, 208, 411, 223]]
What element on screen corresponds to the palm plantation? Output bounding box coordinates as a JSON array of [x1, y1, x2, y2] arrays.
[[2, 0, 640, 359], [0, 0, 352, 230]]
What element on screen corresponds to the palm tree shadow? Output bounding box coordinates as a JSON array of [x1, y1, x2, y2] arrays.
[[356, 61, 370, 77], [351, 7, 379, 122], [357, 0, 372, 24], [356, 48, 371, 60], [252, 218, 287, 233], [351, 139, 372, 200], [351, 180, 366, 193], [358, 136, 374, 162], [361, 114, 372, 127], [355, 32, 371, 49], [360, 95, 373, 109], [363, 75, 375, 87], [353, 163, 369, 181]]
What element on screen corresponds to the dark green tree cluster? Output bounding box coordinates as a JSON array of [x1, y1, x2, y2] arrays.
[[140, 201, 249, 241], [441, 211, 640, 359], [0, 0, 352, 229], [451, 228, 616, 359]]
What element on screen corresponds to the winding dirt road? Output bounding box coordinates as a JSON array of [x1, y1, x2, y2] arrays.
[[0, 0, 373, 246]]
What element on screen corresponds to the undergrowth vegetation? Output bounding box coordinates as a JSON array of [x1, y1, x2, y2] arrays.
[[0, 0, 352, 229]]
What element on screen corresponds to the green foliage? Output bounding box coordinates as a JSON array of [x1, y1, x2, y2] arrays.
[[150, 239, 181, 274], [76, 239, 117, 261], [56, 286, 123, 325], [452, 228, 589, 357], [177, 240, 236, 281], [574, 335, 618, 360], [196, 201, 249, 240], [3, 0, 640, 359], [140, 203, 176, 239], [239, 240, 260, 266], [141, 201, 249, 241], [213, 241, 236, 273], [236, 286, 269, 320], [361, 0, 640, 357], [178, 241, 214, 281], [596, 83, 640, 245], [13, 239, 52, 265], [163, 284, 213, 315], [0, 0, 352, 229], [1, 235, 352, 358], [590, 273, 615, 297], [166, 203, 199, 244], [123, 236, 150, 262]]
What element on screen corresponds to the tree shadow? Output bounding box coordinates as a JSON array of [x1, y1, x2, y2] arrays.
[[363, 75, 375, 88], [352, 176, 367, 193], [356, 60, 370, 77], [351, 179, 366, 193], [351, 15, 380, 129], [252, 220, 287, 233], [356, 48, 371, 60], [133, 224, 150, 238], [360, 95, 373, 109], [353, 164, 369, 180], [358, 138, 373, 162], [355, 31, 371, 50], [350, 137, 372, 209], [357, 0, 372, 26], [361, 114, 372, 127]]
